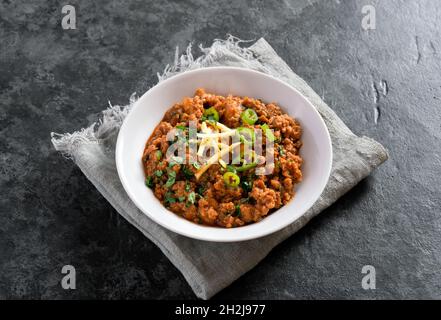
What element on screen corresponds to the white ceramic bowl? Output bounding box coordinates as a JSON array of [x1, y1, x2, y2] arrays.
[[116, 67, 332, 242]]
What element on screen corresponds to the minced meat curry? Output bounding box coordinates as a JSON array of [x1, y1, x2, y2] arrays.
[[142, 88, 303, 228]]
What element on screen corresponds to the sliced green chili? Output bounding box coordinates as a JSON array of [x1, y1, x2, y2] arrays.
[[235, 162, 257, 172], [236, 127, 255, 145], [240, 108, 258, 125], [261, 124, 275, 142], [223, 172, 240, 187], [203, 107, 219, 122]]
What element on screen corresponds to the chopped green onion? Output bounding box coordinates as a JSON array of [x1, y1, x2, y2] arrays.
[[178, 196, 186, 202], [155, 170, 163, 177], [240, 108, 258, 125], [185, 181, 191, 192], [155, 150, 162, 160], [203, 107, 219, 122], [223, 172, 240, 187], [192, 162, 201, 169]]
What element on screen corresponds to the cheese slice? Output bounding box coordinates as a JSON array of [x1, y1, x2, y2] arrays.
[[190, 121, 242, 179], [218, 159, 227, 168], [214, 122, 234, 132], [195, 142, 240, 180], [196, 131, 236, 139]]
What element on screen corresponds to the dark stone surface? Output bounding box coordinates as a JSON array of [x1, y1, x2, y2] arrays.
[[1, 0, 440, 299]]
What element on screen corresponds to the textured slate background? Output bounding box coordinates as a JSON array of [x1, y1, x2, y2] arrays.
[[1, 0, 440, 299]]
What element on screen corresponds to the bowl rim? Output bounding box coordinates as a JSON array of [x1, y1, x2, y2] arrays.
[[116, 66, 333, 242]]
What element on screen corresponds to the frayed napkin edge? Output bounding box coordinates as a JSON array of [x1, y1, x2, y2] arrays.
[[50, 35, 259, 156]]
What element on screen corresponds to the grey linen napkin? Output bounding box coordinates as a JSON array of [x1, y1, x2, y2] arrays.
[[51, 37, 388, 299]]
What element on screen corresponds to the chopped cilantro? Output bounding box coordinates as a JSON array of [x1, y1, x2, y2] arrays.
[[182, 166, 194, 179], [145, 176, 154, 188], [165, 174, 176, 188], [197, 185, 205, 196], [241, 180, 252, 192], [278, 145, 286, 156], [234, 204, 241, 217], [188, 192, 196, 205], [168, 156, 184, 167], [164, 192, 176, 204]]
